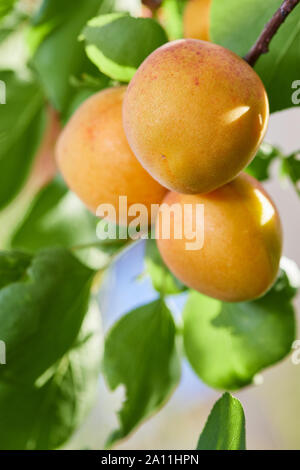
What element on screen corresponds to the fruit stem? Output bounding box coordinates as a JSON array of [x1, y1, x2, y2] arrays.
[[244, 0, 300, 67], [142, 0, 162, 15]]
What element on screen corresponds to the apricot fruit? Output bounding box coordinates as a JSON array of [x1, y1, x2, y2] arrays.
[[56, 87, 167, 225], [183, 0, 211, 41], [156, 173, 282, 302], [123, 39, 269, 194]]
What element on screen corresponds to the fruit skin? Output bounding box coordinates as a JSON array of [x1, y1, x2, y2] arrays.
[[123, 39, 269, 195], [183, 0, 211, 41], [56, 87, 167, 224], [156, 173, 282, 302]]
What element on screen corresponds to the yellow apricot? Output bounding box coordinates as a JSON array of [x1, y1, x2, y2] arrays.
[[156, 173, 282, 302], [56, 87, 167, 225], [123, 39, 269, 194], [183, 0, 211, 41]]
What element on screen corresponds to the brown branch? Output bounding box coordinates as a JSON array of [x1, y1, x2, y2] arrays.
[[141, 0, 162, 14], [244, 0, 300, 66], [142, 0, 299, 67]]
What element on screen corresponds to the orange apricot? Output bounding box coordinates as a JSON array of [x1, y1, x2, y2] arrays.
[[56, 87, 167, 225], [123, 39, 269, 194], [183, 0, 211, 41], [156, 173, 282, 302]]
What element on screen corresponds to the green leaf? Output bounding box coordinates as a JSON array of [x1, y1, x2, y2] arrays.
[[145, 239, 187, 295], [183, 267, 297, 390], [197, 393, 246, 450], [10, 177, 99, 252], [0, 300, 102, 450], [0, 251, 32, 289], [210, 0, 300, 113], [0, 247, 95, 384], [62, 88, 99, 123], [280, 151, 300, 196], [82, 14, 168, 82], [0, 70, 46, 209], [93, 219, 132, 256], [161, 0, 186, 40], [0, 26, 13, 42], [274, 259, 300, 300], [103, 299, 181, 446], [0, 10, 29, 44], [0, 0, 16, 20], [62, 71, 111, 123], [30, 0, 104, 111], [246, 143, 282, 181], [9, 177, 128, 264], [0, 247, 100, 449]]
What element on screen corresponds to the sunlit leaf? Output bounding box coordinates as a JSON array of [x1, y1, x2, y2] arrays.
[[103, 299, 180, 446], [197, 393, 246, 450], [183, 267, 297, 390]]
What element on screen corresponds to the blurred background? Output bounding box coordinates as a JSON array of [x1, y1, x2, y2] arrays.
[[0, 0, 299, 451]]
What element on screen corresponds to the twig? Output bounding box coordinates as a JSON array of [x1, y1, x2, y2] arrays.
[[141, 0, 162, 14], [244, 0, 300, 66]]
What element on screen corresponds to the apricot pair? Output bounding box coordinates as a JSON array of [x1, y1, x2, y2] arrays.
[[56, 38, 281, 303]]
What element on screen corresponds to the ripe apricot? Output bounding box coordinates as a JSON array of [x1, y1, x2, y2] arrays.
[[156, 173, 282, 302], [183, 0, 211, 41], [123, 39, 269, 194], [56, 87, 167, 225]]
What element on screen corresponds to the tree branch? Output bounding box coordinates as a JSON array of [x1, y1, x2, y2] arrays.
[[141, 0, 300, 68], [244, 0, 300, 66], [141, 0, 162, 14]]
